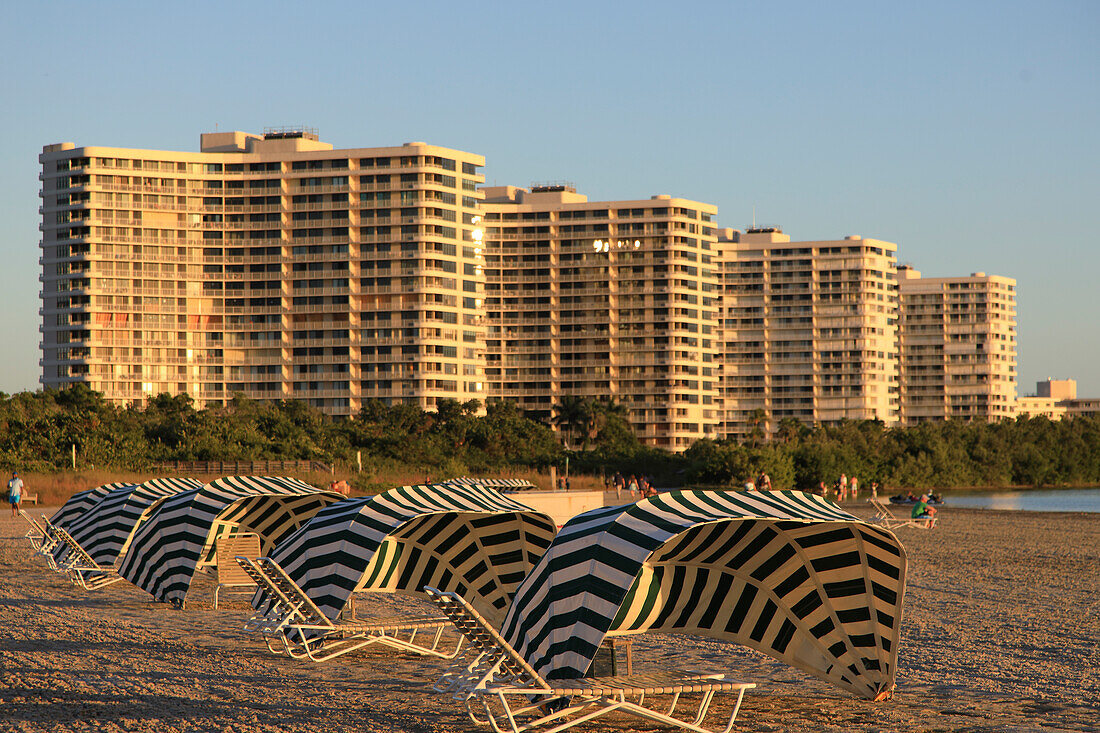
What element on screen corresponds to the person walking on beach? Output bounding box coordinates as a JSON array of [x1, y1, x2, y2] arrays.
[[870, 481, 879, 499], [850, 476, 859, 500], [627, 475, 638, 499], [839, 473, 848, 501], [8, 471, 23, 518]]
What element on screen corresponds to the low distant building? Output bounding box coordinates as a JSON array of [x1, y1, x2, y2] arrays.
[[1015, 395, 1068, 420], [1015, 379, 1099, 420], [1063, 398, 1100, 418]]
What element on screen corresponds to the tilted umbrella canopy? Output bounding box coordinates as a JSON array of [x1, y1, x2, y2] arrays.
[[50, 482, 137, 530], [118, 476, 342, 606], [500, 490, 906, 700], [58, 477, 203, 566], [442, 477, 538, 492], [266, 482, 557, 626]]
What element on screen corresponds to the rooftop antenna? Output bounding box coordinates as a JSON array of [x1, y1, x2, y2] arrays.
[[752, 205, 756, 229]]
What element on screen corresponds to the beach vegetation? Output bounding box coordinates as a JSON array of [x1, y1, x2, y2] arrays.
[[1, 389, 1099, 497]]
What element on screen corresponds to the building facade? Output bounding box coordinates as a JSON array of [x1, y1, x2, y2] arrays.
[[717, 227, 900, 440], [482, 185, 721, 450], [896, 267, 1017, 423], [39, 131, 486, 415], [1017, 378, 1099, 420]]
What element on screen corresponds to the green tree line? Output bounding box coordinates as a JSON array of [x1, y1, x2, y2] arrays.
[[1, 386, 1098, 490]]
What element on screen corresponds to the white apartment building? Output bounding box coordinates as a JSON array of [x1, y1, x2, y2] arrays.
[[39, 130, 486, 415], [717, 227, 900, 439]]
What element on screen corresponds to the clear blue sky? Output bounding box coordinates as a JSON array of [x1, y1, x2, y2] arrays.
[[2, 1, 1097, 395]]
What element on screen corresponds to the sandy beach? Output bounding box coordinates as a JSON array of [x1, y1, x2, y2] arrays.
[[2, 505, 1097, 732]]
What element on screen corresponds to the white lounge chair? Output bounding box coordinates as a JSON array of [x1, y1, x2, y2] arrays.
[[34, 514, 70, 570], [868, 497, 937, 529], [212, 533, 261, 609], [424, 587, 756, 733], [50, 525, 126, 590], [20, 510, 57, 559], [236, 556, 462, 663]]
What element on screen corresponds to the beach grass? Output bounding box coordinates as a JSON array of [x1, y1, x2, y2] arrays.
[[12, 467, 610, 506]]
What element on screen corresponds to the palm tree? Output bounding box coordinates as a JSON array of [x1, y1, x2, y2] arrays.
[[777, 417, 806, 444], [747, 408, 768, 447], [553, 396, 591, 449], [555, 396, 621, 450]]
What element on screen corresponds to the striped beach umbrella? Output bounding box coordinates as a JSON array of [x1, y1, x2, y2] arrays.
[[443, 477, 538, 492], [265, 482, 557, 625], [58, 478, 203, 567], [118, 476, 342, 607], [500, 490, 906, 700], [50, 482, 136, 530]]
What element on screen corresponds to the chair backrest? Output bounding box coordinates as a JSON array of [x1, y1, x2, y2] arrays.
[[20, 510, 48, 542], [424, 586, 549, 690], [215, 533, 261, 585], [20, 509, 44, 534], [53, 525, 102, 570], [40, 514, 61, 539], [870, 497, 896, 517], [236, 556, 299, 618], [254, 557, 336, 630]]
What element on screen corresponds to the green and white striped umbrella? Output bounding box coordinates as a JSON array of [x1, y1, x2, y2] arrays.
[[266, 482, 557, 626], [118, 476, 342, 607], [50, 482, 136, 530], [501, 490, 906, 700], [57, 477, 202, 567]]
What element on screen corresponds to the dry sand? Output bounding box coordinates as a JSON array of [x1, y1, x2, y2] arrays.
[[1, 506, 1097, 732]]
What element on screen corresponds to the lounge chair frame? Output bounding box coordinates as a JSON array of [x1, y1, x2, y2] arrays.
[[50, 524, 125, 590], [236, 556, 462, 663], [424, 587, 755, 733], [21, 511, 60, 566], [868, 497, 937, 529]]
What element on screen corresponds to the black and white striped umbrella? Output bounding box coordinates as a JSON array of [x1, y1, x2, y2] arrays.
[[500, 490, 906, 700], [50, 482, 136, 530], [443, 477, 538, 492], [118, 476, 342, 607], [59, 478, 203, 567], [265, 482, 557, 625]]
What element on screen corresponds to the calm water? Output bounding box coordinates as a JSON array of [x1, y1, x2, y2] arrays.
[[946, 488, 1100, 513]]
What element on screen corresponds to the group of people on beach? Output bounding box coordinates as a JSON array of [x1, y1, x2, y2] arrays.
[[812, 473, 881, 502], [742, 471, 773, 492], [607, 473, 658, 500]]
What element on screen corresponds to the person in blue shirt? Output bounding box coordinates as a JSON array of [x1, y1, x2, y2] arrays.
[[8, 471, 23, 517]]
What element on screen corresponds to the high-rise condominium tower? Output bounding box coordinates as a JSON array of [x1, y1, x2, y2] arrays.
[[896, 266, 1016, 423], [39, 130, 485, 415], [482, 186, 720, 450], [717, 227, 900, 440]]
